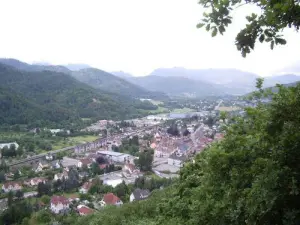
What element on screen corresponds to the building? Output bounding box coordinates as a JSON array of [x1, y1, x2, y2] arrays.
[[50, 196, 69, 214], [79, 181, 93, 194], [0, 142, 19, 150], [130, 189, 150, 202], [78, 158, 93, 168], [29, 177, 47, 186], [33, 161, 50, 173], [2, 182, 22, 193], [61, 157, 80, 168], [97, 151, 134, 164], [167, 151, 188, 168], [102, 178, 123, 188], [53, 170, 68, 181], [100, 193, 123, 207], [77, 205, 94, 216], [122, 163, 139, 175]]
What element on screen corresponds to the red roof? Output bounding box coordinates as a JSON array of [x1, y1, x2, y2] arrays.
[[78, 206, 94, 215], [3, 182, 22, 189], [99, 164, 107, 169], [51, 196, 69, 205], [80, 158, 93, 165], [103, 193, 120, 205]]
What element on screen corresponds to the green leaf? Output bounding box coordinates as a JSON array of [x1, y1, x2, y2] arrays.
[[206, 24, 211, 31], [259, 34, 265, 43], [265, 37, 272, 42], [219, 25, 225, 34], [270, 40, 274, 50], [212, 28, 218, 37], [275, 38, 287, 45], [197, 23, 205, 28]]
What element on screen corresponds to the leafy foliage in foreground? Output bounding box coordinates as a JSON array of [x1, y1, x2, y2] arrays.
[[197, 0, 300, 57], [69, 83, 300, 225]]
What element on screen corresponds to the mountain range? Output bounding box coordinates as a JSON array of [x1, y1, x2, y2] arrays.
[[0, 60, 162, 126]]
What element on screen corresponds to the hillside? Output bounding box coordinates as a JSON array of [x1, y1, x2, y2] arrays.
[[71, 68, 167, 99], [56, 82, 300, 225], [0, 63, 156, 126]]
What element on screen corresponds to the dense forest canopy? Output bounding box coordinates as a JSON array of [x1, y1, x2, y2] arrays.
[[0, 63, 158, 128]]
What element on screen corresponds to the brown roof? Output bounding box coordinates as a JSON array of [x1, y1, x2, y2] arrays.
[[80, 158, 93, 165], [51, 196, 69, 205], [78, 206, 94, 215], [103, 193, 120, 205]]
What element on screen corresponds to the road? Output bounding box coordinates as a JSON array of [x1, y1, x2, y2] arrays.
[[8, 124, 160, 167]]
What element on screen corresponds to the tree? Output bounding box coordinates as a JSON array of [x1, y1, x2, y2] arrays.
[[134, 151, 153, 172], [0, 171, 5, 183], [15, 190, 24, 199], [196, 0, 299, 57], [37, 182, 51, 197], [7, 191, 14, 207], [13, 170, 20, 180], [40, 195, 51, 204]]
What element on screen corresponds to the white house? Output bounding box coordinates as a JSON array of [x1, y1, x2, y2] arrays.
[[29, 177, 47, 186], [50, 196, 69, 214], [2, 182, 22, 193], [53, 171, 68, 181], [97, 151, 134, 163], [102, 178, 123, 188], [0, 142, 19, 150], [130, 189, 150, 202], [167, 151, 188, 168], [79, 181, 93, 194]]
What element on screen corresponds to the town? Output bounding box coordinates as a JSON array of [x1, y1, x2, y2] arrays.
[[0, 97, 248, 222]]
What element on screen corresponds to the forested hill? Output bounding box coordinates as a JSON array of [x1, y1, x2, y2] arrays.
[[0, 63, 157, 127], [70, 68, 167, 99], [0, 58, 167, 99]]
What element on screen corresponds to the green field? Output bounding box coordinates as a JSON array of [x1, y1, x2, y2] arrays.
[[52, 135, 99, 150], [171, 107, 195, 113]]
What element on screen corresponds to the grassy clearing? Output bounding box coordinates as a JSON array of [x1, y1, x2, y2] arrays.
[[149, 100, 164, 106], [171, 107, 195, 113], [52, 135, 99, 150], [217, 106, 240, 112]]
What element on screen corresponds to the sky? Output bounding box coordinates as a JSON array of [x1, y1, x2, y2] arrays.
[[0, 0, 299, 76]]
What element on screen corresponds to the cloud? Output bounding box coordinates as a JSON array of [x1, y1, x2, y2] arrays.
[[0, 0, 299, 76]]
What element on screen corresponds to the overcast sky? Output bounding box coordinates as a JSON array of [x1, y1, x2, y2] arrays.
[[0, 0, 299, 76]]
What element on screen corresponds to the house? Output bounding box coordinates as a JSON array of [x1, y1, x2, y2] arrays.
[[167, 151, 188, 168], [78, 158, 93, 168], [33, 161, 49, 173], [50, 196, 69, 214], [0, 142, 19, 150], [122, 163, 139, 176], [97, 151, 134, 164], [77, 205, 94, 216], [79, 181, 93, 194], [100, 193, 123, 207], [61, 157, 80, 168], [29, 177, 47, 186], [78, 172, 89, 180], [102, 178, 123, 188], [51, 160, 61, 169], [45, 154, 53, 161], [130, 188, 150, 202], [53, 170, 68, 181], [2, 182, 22, 193]]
